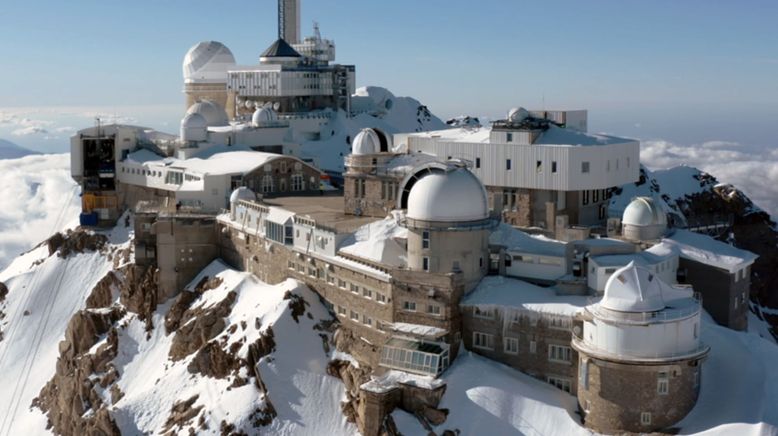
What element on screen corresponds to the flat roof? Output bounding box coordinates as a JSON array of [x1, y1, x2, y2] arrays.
[[462, 276, 589, 316], [262, 194, 377, 233]]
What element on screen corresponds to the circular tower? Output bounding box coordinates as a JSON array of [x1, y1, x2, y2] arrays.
[[182, 41, 236, 115], [622, 196, 668, 241], [572, 262, 709, 433], [401, 165, 495, 291]]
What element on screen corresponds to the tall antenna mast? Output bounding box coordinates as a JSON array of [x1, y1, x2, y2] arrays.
[[277, 0, 284, 40]]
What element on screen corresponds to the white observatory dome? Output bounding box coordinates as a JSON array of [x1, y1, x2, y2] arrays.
[[186, 100, 229, 127], [183, 41, 236, 84], [180, 112, 208, 142], [407, 168, 489, 222], [623, 197, 667, 227], [507, 107, 529, 123], [352, 128, 381, 155], [252, 107, 278, 127], [230, 186, 256, 204], [600, 262, 666, 313]]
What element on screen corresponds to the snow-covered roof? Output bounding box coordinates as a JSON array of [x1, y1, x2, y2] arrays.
[[623, 196, 668, 227], [385, 152, 440, 175], [183, 41, 236, 84], [126, 148, 167, 164], [461, 276, 588, 317], [338, 214, 408, 267], [407, 126, 492, 143], [533, 124, 629, 146], [591, 244, 677, 268], [407, 168, 488, 222], [390, 322, 447, 339], [490, 223, 567, 257], [265, 207, 295, 225], [663, 229, 757, 273], [600, 262, 667, 312]]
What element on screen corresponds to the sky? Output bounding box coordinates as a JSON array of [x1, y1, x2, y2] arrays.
[[0, 0, 777, 214]]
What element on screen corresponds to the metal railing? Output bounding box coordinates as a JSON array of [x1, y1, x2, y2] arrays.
[[586, 292, 702, 324]]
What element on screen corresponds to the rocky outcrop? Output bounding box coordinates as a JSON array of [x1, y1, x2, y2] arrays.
[[36, 307, 125, 436], [162, 395, 204, 436], [0, 281, 7, 302], [119, 264, 159, 331], [169, 291, 236, 361], [46, 229, 108, 258], [187, 341, 240, 379], [86, 272, 119, 309]]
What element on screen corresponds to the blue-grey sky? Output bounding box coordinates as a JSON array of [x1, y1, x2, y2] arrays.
[[1, 0, 777, 147]]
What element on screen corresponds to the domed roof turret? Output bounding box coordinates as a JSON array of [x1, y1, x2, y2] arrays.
[[183, 41, 236, 84], [600, 262, 666, 313], [352, 128, 381, 155], [186, 100, 229, 127], [407, 167, 488, 222], [623, 197, 667, 227], [180, 112, 208, 142], [507, 107, 529, 123], [252, 107, 278, 127], [230, 187, 256, 204]]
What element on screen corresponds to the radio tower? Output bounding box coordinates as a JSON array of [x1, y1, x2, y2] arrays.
[[278, 0, 301, 44]]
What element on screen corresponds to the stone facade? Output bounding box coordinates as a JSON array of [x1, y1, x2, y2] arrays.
[[487, 187, 610, 232], [577, 356, 702, 433], [343, 154, 403, 218], [242, 157, 323, 198], [460, 305, 578, 394], [155, 215, 218, 300], [680, 259, 750, 331]]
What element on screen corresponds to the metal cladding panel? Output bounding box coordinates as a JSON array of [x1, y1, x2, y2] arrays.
[[70, 135, 83, 178], [408, 138, 640, 191]]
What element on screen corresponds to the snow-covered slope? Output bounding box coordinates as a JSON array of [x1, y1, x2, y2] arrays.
[[0, 153, 80, 270]]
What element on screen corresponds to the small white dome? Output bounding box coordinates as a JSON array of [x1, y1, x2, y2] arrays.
[[601, 262, 666, 313], [183, 41, 236, 84], [252, 107, 278, 126], [507, 107, 529, 123], [623, 197, 667, 227], [352, 128, 380, 155], [230, 187, 256, 204], [186, 100, 229, 127], [180, 112, 208, 142], [407, 168, 488, 222]]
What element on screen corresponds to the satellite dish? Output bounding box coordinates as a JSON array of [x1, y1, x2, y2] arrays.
[[273, 102, 281, 111]]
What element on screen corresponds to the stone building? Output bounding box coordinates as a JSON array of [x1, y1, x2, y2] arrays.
[[572, 262, 709, 433]]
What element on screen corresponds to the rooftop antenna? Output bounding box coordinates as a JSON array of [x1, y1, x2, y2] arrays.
[[277, 0, 284, 40], [314, 21, 321, 41]]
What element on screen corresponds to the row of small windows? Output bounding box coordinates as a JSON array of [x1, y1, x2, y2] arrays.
[[286, 260, 390, 305], [472, 307, 571, 330], [402, 300, 442, 316], [472, 331, 572, 365], [581, 189, 611, 206], [122, 166, 197, 182]]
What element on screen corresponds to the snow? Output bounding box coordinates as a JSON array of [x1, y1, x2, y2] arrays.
[[0, 153, 81, 271], [462, 276, 589, 317], [384, 152, 440, 175], [535, 124, 630, 146], [361, 370, 445, 394], [0, 246, 115, 435], [390, 322, 447, 338], [490, 223, 567, 257], [339, 214, 408, 267], [665, 229, 758, 273], [130, 145, 294, 176]]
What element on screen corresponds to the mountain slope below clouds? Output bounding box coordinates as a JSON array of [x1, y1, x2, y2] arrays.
[[0, 139, 38, 160]]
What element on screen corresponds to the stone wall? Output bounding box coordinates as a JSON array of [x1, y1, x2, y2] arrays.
[[461, 306, 578, 393], [577, 356, 701, 433], [155, 216, 218, 300], [242, 158, 322, 198]]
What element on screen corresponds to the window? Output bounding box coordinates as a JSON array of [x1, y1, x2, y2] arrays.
[[506, 159, 512, 170], [291, 174, 304, 191], [376, 293, 387, 304], [337, 306, 346, 316], [580, 360, 589, 390], [536, 160, 542, 173], [504, 254, 512, 268], [548, 344, 573, 363], [547, 376, 572, 393], [476, 157, 481, 169], [403, 301, 417, 312], [326, 274, 335, 285], [350, 310, 359, 321], [427, 304, 441, 316], [641, 412, 652, 425], [473, 306, 495, 319], [473, 332, 494, 350], [582, 190, 590, 205], [350, 283, 360, 294], [547, 316, 571, 331], [529, 339, 537, 354], [581, 161, 590, 173], [338, 279, 347, 289], [506, 132, 513, 142], [422, 231, 430, 249], [504, 337, 519, 355], [362, 288, 372, 299], [308, 267, 317, 278], [362, 315, 373, 326], [287, 260, 295, 270], [422, 256, 429, 272], [514, 255, 534, 263], [657, 372, 669, 395], [552, 161, 557, 173], [593, 189, 599, 203]]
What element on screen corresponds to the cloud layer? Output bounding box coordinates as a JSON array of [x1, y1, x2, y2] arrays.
[[640, 139, 778, 219]]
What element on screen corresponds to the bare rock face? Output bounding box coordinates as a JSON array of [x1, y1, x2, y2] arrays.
[[187, 341, 240, 379], [169, 291, 236, 361], [0, 281, 8, 302], [36, 306, 125, 436], [47, 229, 108, 258], [165, 291, 199, 334], [119, 264, 159, 330], [162, 395, 204, 435], [86, 271, 119, 309]]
